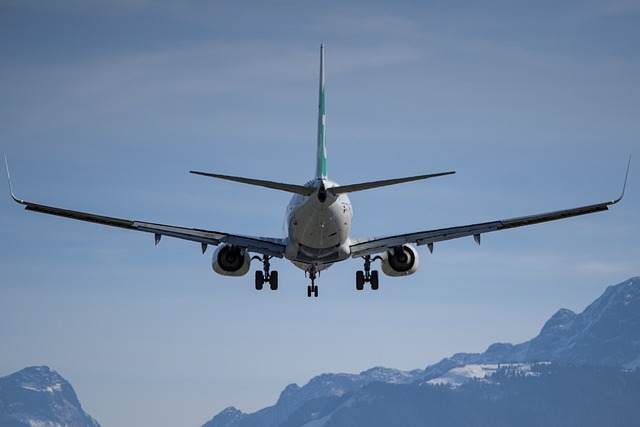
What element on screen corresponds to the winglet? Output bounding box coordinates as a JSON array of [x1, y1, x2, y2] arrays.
[[612, 155, 631, 204], [4, 155, 24, 204]]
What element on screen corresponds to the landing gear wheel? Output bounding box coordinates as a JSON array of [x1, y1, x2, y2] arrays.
[[306, 268, 319, 297], [356, 255, 383, 292], [269, 271, 279, 290], [356, 271, 365, 290], [252, 255, 277, 292], [255, 271, 264, 290], [307, 285, 319, 297], [311, 285, 319, 297], [370, 270, 379, 291]]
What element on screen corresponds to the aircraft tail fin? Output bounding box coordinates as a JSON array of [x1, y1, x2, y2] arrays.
[[192, 45, 456, 197], [316, 44, 327, 180]]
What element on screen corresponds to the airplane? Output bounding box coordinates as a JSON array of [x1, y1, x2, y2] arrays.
[[5, 44, 630, 298]]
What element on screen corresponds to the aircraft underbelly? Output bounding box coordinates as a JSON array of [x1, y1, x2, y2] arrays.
[[285, 194, 352, 267]]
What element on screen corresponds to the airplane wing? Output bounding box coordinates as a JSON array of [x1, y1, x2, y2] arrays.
[[10, 196, 286, 257], [5, 161, 285, 258], [350, 160, 630, 258]]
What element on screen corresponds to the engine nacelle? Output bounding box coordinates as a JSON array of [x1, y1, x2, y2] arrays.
[[212, 244, 251, 277], [380, 244, 419, 277]]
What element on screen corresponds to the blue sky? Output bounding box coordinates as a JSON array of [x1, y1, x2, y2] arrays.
[[1, 1, 638, 426]]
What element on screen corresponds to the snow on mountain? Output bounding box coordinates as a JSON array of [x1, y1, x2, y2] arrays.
[[428, 364, 501, 387], [0, 366, 100, 427], [427, 364, 502, 387], [202, 367, 424, 427], [426, 363, 544, 388]]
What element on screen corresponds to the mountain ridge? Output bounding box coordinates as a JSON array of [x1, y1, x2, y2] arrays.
[[446, 276, 640, 367], [204, 276, 640, 427]]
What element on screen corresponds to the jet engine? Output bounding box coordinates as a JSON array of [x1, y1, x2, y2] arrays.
[[380, 244, 419, 277], [212, 244, 251, 276]]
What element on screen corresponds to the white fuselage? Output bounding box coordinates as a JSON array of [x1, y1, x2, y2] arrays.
[[284, 178, 352, 272]]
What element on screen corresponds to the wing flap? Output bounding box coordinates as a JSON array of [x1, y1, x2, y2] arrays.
[[499, 202, 611, 230], [350, 221, 502, 258], [135, 222, 285, 257], [25, 201, 138, 230]]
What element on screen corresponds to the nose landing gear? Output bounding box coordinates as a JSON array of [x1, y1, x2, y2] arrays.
[[306, 268, 319, 297]]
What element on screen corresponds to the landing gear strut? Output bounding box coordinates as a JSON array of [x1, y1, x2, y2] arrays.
[[252, 255, 278, 291], [356, 255, 381, 291], [306, 268, 319, 298]]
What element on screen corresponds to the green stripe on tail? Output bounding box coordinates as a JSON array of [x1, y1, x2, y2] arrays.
[[316, 44, 327, 179]]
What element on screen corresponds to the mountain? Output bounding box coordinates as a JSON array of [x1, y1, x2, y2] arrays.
[[203, 276, 640, 427], [202, 367, 425, 427], [0, 366, 101, 427], [446, 276, 640, 368], [318, 364, 640, 427]]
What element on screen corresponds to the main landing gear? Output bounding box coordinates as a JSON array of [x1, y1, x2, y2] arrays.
[[356, 255, 381, 291], [253, 255, 278, 291], [306, 268, 319, 298]]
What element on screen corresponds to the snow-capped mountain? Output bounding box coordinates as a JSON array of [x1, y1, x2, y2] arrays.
[[446, 276, 640, 368], [0, 366, 100, 427], [204, 276, 640, 427], [202, 367, 424, 427], [206, 363, 640, 427]]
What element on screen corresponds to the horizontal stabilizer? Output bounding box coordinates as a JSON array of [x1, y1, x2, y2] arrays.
[[190, 171, 315, 196], [330, 171, 455, 195]]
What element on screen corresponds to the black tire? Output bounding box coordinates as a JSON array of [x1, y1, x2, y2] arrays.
[[356, 271, 365, 290], [313, 286, 319, 298], [269, 271, 279, 290], [255, 271, 264, 290], [370, 270, 379, 290], [307, 285, 312, 298]]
